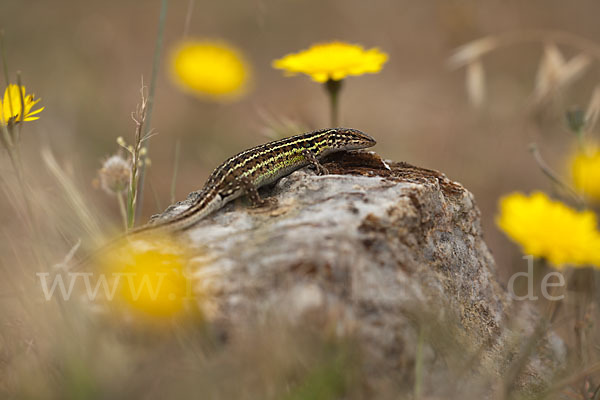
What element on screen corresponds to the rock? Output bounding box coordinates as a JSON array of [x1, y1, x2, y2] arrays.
[[154, 151, 563, 396]]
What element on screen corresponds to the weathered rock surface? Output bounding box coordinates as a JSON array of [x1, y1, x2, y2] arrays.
[[154, 151, 563, 395]]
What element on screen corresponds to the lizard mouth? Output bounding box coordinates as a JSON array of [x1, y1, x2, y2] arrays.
[[343, 128, 377, 149]]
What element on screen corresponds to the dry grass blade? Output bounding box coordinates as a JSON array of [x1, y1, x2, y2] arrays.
[[52, 239, 81, 270], [559, 53, 592, 87], [256, 107, 308, 140], [544, 42, 566, 70], [41, 147, 103, 242], [134, 0, 169, 222], [465, 59, 486, 107], [170, 139, 180, 204], [584, 85, 600, 131], [545, 361, 600, 396], [533, 46, 591, 104], [447, 37, 498, 69], [0, 165, 27, 223], [126, 83, 150, 229], [183, 0, 195, 37], [452, 31, 600, 111], [533, 43, 565, 102], [529, 143, 585, 208]]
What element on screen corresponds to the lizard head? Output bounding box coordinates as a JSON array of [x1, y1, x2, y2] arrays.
[[325, 127, 376, 151]]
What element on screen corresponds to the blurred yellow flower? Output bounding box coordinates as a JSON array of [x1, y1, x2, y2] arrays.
[[273, 41, 388, 83], [0, 84, 44, 125], [497, 191, 600, 268], [570, 144, 600, 203], [100, 235, 195, 319], [169, 39, 250, 101]]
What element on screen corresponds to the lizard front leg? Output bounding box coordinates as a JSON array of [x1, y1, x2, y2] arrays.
[[238, 176, 276, 208], [302, 149, 329, 175]]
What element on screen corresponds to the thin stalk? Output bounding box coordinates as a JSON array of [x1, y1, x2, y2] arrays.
[[183, 0, 195, 37], [149, 180, 162, 212], [502, 314, 551, 397], [593, 383, 600, 400], [16, 71, 25, 141], [1, 118, 13, 148], [13, 75, 43, 238], [571, 269, 593, 400], [450, 29, 600, 69], [576, 128, 585, 151], [414, 325, 425, 399], [501, 260, 566, 399], [170, 139, 180, 204], [330, 90, 338, 127], [126, 94, 146, 229], [135, 0, 169, 221], [545, 362, 600, 396], [41, 148, 103, 242], [0, 31, 15, 124], [116, 191, 127, 231], [4, 133, 34, 233], [529, 143, 585, 208], [325, 79, 343, 127], [566, 108, 586, 150], [0, 35, 31, 227], [126, 167, 137, 229], [0, 30, 9, 86]]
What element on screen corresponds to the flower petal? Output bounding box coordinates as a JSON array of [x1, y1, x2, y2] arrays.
[[0, 84, 43, 125], [25, 106, 44, 117], [169, 39, 251, 102], [497, 191, 600, 268], [273, 41, 388, 81]]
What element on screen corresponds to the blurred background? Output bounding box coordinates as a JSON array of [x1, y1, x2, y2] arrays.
[[3, 1, 600, 397], [2, 0, 599, 302]]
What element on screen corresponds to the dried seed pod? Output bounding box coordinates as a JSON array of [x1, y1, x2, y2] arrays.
[[98, 154, 131, 195]]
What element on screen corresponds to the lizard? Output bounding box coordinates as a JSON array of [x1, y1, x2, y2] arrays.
[[128, 127, 377, 236], [70, 128, 375, 269]]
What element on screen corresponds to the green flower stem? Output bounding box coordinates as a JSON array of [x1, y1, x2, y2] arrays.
[[325, 79, 343, 127], [1, 34, 37, 236], [117, 191, 128, 231], [0, 32, 16, 128], [16, 72, 25, 141], [566, 108, 586, 150], [126, 146, 140, 230], [1, 122, 12, 149], [529, 143, 585, 209]]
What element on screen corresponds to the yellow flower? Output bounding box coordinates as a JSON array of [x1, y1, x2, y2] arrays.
[[273, 41, 388, 83], [570, 144, 600, 203], [0, 84, 44, 125], [496, 192, 600, 268], [169, 39, 250, 101], [99, 235, 195, 319]]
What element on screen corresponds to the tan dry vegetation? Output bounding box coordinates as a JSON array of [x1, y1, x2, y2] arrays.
[[2, 0, 600, 398]]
